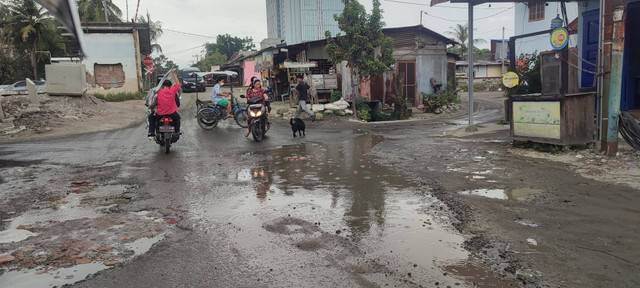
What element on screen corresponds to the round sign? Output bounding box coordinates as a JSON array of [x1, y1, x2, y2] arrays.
[[550, 28, 569, 50], [143, 56, 153, 67], [502, 72, 519, 88]]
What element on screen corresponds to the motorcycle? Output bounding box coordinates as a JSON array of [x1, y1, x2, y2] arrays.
[[196, 94, 248, 129], [154, 115, 178, 154], [243, 95, 270, 142]]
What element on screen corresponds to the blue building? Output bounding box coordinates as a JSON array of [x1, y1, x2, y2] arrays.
[[266, 0, 344, 45]]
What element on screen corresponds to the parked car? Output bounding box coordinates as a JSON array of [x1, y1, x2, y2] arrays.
[[180, 68, 205, 93], [0, 80, 46, 96]]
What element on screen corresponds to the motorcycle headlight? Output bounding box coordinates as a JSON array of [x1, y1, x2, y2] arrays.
[[249, 110, 263, 117]]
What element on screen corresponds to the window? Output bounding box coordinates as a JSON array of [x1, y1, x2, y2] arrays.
[[528, 2, 545, 22]]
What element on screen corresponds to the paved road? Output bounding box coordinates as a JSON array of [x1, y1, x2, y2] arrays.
[[0, 91, 509, 288]]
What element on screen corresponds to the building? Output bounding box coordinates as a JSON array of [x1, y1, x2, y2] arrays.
[[490, 39, 510, 61], [456, 60, 506, 80], [513, 2, 578, 55], [53, 22, 151, 94], [266, 0, 343, 45]]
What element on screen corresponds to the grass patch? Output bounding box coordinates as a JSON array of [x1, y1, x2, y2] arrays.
[[93, 92, 146, 102]]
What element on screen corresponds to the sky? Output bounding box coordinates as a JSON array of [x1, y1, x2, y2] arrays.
[[110, 0, 516, 68]]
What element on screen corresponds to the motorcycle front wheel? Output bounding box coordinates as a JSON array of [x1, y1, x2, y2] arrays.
[[251, 122, 263, 142]]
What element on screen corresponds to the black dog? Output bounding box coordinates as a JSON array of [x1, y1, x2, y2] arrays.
[[290, 118, 305, 137]]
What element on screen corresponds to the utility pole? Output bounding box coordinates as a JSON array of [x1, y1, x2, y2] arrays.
[[420, 10, 424, 26], [501, 26, 505, 74], [606, 6, 626, 155], [126, 0, 129, 22], [466, 2, 477, 132], [102, 0, 109, 22]]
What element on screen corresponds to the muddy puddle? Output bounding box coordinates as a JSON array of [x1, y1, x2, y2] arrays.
[[186, 134, 512, 287], [459, 188, 544, 201], [0, 162, 172, 288]]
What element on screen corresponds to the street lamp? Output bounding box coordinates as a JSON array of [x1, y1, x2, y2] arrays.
[[550, 14, 563, 30]]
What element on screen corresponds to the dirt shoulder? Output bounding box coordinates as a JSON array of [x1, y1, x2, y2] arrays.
[[0, 94, 147, 143]]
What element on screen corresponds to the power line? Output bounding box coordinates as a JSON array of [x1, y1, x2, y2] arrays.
[[164, 44, 206, 56], [164, 28, 262, 44], [383, 0, 508, 9], [424, 5, 515, 22]]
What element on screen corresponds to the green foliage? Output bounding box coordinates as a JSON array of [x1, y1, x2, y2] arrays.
[[421, 91, 461, 105], [372, 110, 392, 121], [508, 53, 541, 96], [0, 53, 32, 84], [93, 92, 146, 102], [76, 0, 122, 22], [215, 34, 255, 59], [153, 54, 180, 75], [332, 110, 344, 116], [359, 109, 371, 122], [2, 0, 65, 79], [355, 97, 371, 113], [330, 91, 342, 103], [193, 51, 227, 72], [446, 23, 486, 60], [324, 0, 395, 79]]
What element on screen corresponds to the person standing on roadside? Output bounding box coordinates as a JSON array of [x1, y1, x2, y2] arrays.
[[294, 74, 315, 122]]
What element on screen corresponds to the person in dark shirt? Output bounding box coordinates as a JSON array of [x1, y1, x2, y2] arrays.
[[294, 74, 315, 122]]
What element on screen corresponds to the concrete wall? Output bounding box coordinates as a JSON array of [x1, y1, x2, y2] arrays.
[[82, 33, 139, 94], [487, 65, 504, 78], [514, 2, 579, 55]]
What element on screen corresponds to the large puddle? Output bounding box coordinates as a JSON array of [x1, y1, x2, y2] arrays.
[[187, 135, 511, 287]]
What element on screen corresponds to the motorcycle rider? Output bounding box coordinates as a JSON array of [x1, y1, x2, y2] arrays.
[[244, 79, 269, 137], [212, 76, 233, 118], [148, 71, 181, 140]]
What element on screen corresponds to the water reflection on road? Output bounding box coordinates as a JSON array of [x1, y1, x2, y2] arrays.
[[186, 134, 509, 287]]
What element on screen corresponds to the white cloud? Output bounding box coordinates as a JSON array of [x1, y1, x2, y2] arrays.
[[109, 0, 515, 68]]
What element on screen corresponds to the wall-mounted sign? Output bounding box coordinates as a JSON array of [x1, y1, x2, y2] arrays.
[[513, 101, 561, 139], [550, 28, 569, 50], [502, 72, 519, 88]]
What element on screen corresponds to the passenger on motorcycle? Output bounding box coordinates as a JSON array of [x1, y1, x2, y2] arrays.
[[244, 79, 269, 137], [148, 72, 181, 140], [212, 76, 233, 119]]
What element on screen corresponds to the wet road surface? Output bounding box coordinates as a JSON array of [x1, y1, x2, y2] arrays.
[[0, 92, 511, 287]]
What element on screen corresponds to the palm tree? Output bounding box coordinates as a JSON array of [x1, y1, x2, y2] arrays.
[[138, 11, 163, 53], [3, 0, 60, 78], [446, 23, 486, 61], [76, 0, 122, 22]]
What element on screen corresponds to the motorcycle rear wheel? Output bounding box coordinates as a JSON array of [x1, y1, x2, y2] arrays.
[[164, 138, 171, 154]]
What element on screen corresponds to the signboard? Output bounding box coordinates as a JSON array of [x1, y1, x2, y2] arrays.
[[502, 72, 519, 88], [311, 75, 324, 86], [550, 28, 568, 50], [143, 56, 153, 67], [513, 101, 561, 139]]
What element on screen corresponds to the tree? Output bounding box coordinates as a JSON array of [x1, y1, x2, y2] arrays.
[[193, 51, 227, 72], [325, 0, 394, 117], [138, 11, 162, 53], [216, 34, 255, 58], [153, 54, 179, 75], [446, 23, 486, 61], [76, 0, 122, 22], [3, 0, 63, 79]]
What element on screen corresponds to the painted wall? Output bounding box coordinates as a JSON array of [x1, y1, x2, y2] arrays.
[[514, 2, 579, 55], [577, 0, 600, 88], [82, 33, 139, 94], [416, 54, 447, 95], [242, 61, 261, 87]]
